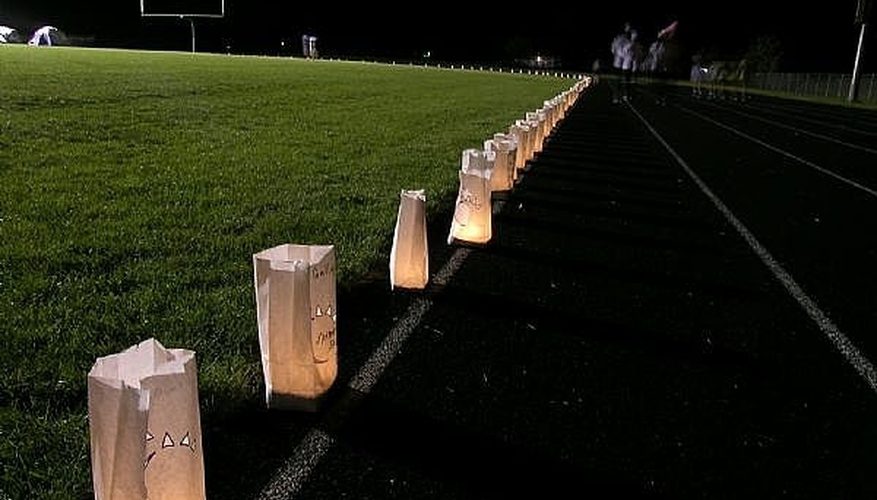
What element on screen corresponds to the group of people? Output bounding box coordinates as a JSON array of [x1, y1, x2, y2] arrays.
[[690, 56, 748, 100], [608, 20, 678, 102]]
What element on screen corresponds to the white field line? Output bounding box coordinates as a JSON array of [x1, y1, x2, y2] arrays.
[[741, 101, 877, 138], [627, 100, 877, 394], [699, 101, 877, 156], [678, 105, 877, 200], [349, 247, 471, 393], [258, 247, 471, 499], [259, 428, 335, 500]]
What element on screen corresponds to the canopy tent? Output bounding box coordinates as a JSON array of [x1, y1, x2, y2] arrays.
[[0, 25, 21, 43]]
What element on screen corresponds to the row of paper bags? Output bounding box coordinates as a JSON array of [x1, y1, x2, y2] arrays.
[[86, 77, 590, 499], [398, 78, 591, 277]]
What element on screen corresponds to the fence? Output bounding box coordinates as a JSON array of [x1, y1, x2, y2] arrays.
[[748, 72, 877, 103]]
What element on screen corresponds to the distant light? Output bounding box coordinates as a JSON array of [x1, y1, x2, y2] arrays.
[[424, 50, 431, 58], [536, 55, 542, 64]]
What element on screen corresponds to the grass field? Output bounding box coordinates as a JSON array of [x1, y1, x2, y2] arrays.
[[0, 45, 572, 498]]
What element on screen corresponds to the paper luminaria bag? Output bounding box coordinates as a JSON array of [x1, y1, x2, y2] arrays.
[[485, 135, 516, 191], [253, 244, 337, 410], [88, 338, 206, 500], [481, 148, 498, 192], [495, 132, 520, 183], [512, 120, 534, 171], [525, 112, 545, 153], [390, 189, 429, 290], [448, 149, 492, 244]]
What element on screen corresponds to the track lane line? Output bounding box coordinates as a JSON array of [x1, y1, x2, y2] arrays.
[[259, 429, 335, 499], [676, 105, 877, 200], [694, 100, 877, 156], [259, 247, 472, 499], [627, 100, 877, 395], [740, 101, 877, 138]]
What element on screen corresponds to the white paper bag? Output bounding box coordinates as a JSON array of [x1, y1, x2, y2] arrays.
[[460, 148, 491, 177], [544, 100, 558, 130], [509, 123, 531, 172], [448, 156, 492, 244], [526, 111, 547, 153], [495, 132, 519, 182], [88, 338, 205, 500], [253, 244, 337, 410], [484, 137, 515, 191], [506, 127, 525, 173], [390, 189, 429, 290]]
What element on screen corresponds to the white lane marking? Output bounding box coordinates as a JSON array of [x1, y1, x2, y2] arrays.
[[699, 101, 877, 155], [627, 101, 877, 394], [678, 105, 877, 200], [350, 247, 470, 393], [258, 247, 471, 499], [259, 429, 335, 500], [742, 102, 877, 138], [348, 297, 432, 393]]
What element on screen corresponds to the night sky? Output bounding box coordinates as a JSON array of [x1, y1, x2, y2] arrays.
[[1, 1, 874, 73]]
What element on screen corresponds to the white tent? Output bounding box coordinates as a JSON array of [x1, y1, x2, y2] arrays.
[[0, 25, 19, 43], [28, 25, 59, 46]]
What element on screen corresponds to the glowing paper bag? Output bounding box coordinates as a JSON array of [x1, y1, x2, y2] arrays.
[[544, 100, 559, 130], [253, 244, 337, 410], [516, 119, 539, 164], [510, 122, 532, 171], [88, 338, 205, 500], [484, 137, 515, 191], [390, 189, 429, 290], [495, 132, 520, 182], [526, 111, 548, 153], [448, 152, 492, 244]]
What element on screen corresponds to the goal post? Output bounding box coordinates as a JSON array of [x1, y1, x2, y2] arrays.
[[140, 0, 225, 18], [139, 0, 225, 52]]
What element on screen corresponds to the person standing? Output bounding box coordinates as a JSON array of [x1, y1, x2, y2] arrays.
[[620, 29, 643, 100], [609, 22, 632, 103], [302, 34, 311, 58]]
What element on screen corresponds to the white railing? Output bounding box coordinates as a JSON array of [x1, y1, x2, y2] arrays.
[[748, 72, 877, 103]]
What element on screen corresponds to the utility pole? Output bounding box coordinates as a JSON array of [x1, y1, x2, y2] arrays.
[[849, 0, 871, 102]]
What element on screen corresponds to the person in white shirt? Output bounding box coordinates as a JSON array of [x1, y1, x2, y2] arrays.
[[620, 29, 643, 100], [609, 22, 632, 103]]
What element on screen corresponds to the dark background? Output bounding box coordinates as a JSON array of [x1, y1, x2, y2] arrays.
[[1, 1, 874, 72]]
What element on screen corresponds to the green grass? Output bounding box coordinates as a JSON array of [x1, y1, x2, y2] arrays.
[[0, 45, 572, 498]]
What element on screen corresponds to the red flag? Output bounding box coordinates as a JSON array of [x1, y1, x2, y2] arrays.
[[658, 20, 678, 40]]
